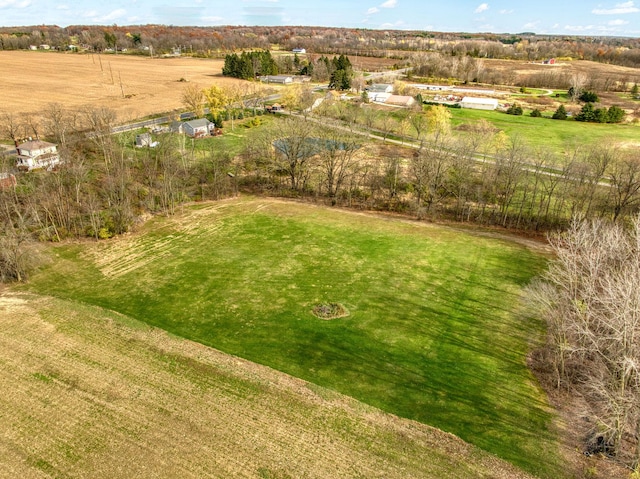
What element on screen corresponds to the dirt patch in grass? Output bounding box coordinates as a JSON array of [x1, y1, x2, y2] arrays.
[[311, 302, 349, 320]]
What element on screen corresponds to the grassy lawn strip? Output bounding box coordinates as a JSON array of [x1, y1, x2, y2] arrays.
[[23, 197, 562, 478], [449, 107, 640, 156]]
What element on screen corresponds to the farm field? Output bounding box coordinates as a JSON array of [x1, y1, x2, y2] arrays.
[[0, 291, 542, 479], [20, 197, 562, 477], [0, 51, 245, 122]]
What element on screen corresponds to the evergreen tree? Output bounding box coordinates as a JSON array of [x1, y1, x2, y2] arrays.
[[552, 104, 567, 120], [606, 105, 626, 123], [579, 90, 599, 103], [506, 103, 523, 115], [575, 103, 596, 122]]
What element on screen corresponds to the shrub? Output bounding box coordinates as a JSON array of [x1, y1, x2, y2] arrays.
[[506, 103, 523, 115], [552, 105, 567, 120], [606, 105, 626, 123], [575, 103, 597, 122], [530, 109, 542, 117], [579, 90, 599, 103]]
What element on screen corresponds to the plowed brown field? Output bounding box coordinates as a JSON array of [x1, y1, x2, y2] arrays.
[[0, 51, 247, 122]]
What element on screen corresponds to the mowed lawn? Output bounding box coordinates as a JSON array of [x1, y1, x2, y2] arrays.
[[450, 107, 640, 156], [24, 197, 561, 477]]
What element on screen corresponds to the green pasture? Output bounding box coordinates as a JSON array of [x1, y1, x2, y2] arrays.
[[23, 198, 561, 477], [449, 107, 640, 156]]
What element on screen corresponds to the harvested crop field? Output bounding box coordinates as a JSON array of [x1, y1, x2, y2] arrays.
[[0, 291, 538, 479], [482, 58, 640, 83], [0, 51, 248, 121]]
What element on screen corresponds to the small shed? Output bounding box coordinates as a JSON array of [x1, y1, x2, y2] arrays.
[[135, 133, 152, 147], [459, 97, 499, 111]]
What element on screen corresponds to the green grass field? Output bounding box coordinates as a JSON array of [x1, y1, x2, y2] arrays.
[[23, 198, 562, 477], [449, 107, 640, 156]]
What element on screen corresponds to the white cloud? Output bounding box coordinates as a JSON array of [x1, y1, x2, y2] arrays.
[[592, 1, 639, 14], [475, 3, 489, 13], [499, 9, 513, 14], [523, 21, 539, 29], [203, 15, 224, 22], [0, 0, 31, 8], [564, 24, 595, 32], [57, 4, 69, 10], [367, 0, 394, 15], [101, 8, 127, 22], [84, 8, 127, 22], [608, 18, 629, 24], [380, 20, 405, 27]]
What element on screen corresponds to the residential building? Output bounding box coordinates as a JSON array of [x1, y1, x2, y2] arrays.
[[15, 140, 61, 171]]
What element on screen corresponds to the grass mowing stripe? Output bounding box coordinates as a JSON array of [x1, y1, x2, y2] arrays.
[[23, 198, 561, 478]]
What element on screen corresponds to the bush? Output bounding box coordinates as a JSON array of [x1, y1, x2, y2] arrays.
[[606, 105, 626, 123], [506, 103, 523, 115], [530, 109, 542, 117], [579, 90, 599, 103], [574, 103, 625, 123], [552, 105, 567, 120]]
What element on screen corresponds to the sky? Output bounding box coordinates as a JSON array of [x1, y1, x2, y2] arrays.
[[1, 0, 640, 36]]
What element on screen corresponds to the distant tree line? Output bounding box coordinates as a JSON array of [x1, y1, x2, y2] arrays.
[[4, 24, 640, 70]]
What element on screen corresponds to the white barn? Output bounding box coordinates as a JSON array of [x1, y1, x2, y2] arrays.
[[459, 97, 499, 111], [259, 75, 294, 84]]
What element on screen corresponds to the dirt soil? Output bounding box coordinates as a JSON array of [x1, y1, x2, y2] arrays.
[[0, 51, 248, 122]]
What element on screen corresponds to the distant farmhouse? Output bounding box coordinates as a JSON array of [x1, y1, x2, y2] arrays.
[[459, 97, 499, 111], [15, 140, 61, 171]]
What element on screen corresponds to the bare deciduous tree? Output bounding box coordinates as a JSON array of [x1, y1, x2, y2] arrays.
[[527, 217, 640, 466]]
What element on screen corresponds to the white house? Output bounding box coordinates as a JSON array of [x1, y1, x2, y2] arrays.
[[183, 119, 213, 138], [292, 48, 306, 54], [15, 140, 61, 171], [459, 97, 499, 111]]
